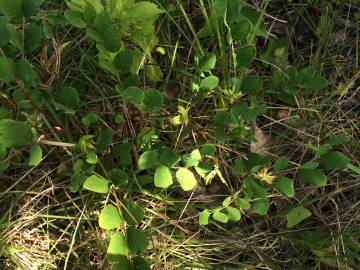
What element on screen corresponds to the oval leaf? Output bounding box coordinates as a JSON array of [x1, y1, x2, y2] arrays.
[[199, 209, 211, 225], [236, 45, 256, 67], [176, 168, 197, 191], [138, 151, 158, 170], [212, 210, 228, 223], [286, 206, 312, 228], [226, 206, 241, 221], [154, 165, 173, 188], [275, 176, 294, 198], [319, 151, 350, 170], [28, 144, 42, 166], [200, 76, 219, 90], [83, 175, 109, 193], [298, 168, 327, 186]]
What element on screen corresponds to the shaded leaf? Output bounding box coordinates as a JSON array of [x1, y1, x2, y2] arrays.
[[275, 176, 294, 198], [182, 149, 201, 167], [319, 151, 350, 170], [236, 45, 256, 67], [138, 151, 158, 170], [286, 206, 312, 228], [28, 144, 42, 166], [122, 200, 144, 225], [0, 119, 33, 148], [159, 148, 181, 167], [298, 168, 327, 186], [127, 227, 148, 255]]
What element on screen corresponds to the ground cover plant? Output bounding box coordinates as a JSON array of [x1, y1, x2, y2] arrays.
[[0, 0, 359, 269]]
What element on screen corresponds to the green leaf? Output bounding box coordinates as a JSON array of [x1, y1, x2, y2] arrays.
[[176, 168, 197, 191], [132, 256, 151, 270], [83, 2, 97, 23], [113, 256, 132, 270], [243, 179, 268, 200], [325, 135, 351, 146], [114, 49, 133, 73], [138, 151, 158, 170], [212, 210, 228, 223], [195, 164, 212, 179], [199, 53, 216, 72], [122, 200, 144, 225], [143, 89, 164, 110], [299, 161, 319, 169], [0, 57, 15, 83], [298, 168, 327, 186], [27, 144, 42, 166], [273, 156, 289, 173], [241, 6, 266, 36], [24, 23, 42, 53], [0, 16, 11, 46], [122, 86, 144, 105], [236, 45, 256, 67], [244, 153, 270, 170], [99, 204, 123, 230], [127, 227, 148, 255], [58, 87, 80, 110], [226, 206, 241, 221], [242, 74, 262, 94], [0, 119, 33, 148], [107, 232, 129, 260], [236, 198, 250, 209], [64, 10, 87, 28], [182, 149, 201, 167], [234, 158, 246, 176], [16, 58, 36, 86], [231, 19, 252, 41], [0, 143, 6, 160], [101, 24, 122, 52], [315, 144, 332, 158], [81, 112, 98, 127], [200, 76, 219, 90], [275, 176, 295, 198], [159, 148, 181, 167], [286, 206, 312, 228], [83, 175, 109, 193], [0, 0, 23, 20], [22, 0, 43, 18], [108, 168, 128, 188], [252, 198, 269, 215], [319, 151, 350, 170], [96, 128, 113, 153], [200, 144, 216, 156], [154, 165, 173, 188], [214, 0, 227, 15], [199, 209, 211, 225]]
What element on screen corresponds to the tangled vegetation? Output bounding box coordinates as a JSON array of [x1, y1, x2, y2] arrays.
[[0, 0, 359, 269]]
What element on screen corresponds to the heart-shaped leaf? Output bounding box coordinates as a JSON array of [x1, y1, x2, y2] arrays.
[[143, 89, 164, 111], [122, 87, 144, 105], [242, 74, 262, 94]]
